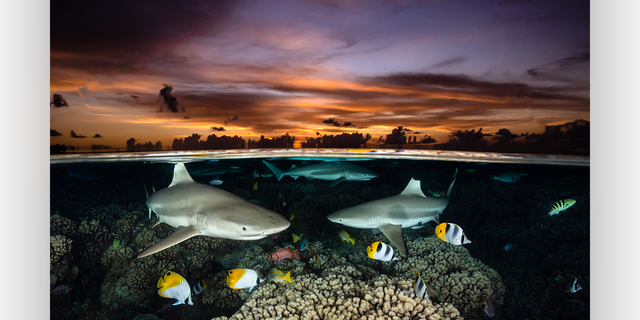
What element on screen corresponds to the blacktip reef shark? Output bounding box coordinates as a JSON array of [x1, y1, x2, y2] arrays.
[[137, 163, 291, 259], [262, 160, 379, 187], [327, 168, 458, 255]]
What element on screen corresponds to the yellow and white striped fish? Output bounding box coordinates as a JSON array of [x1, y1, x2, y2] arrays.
[[267, 268, 293, 283], [339, 230, 355, 245], [548, 199, 576, 216], [157, 271, 193, 306], [226, 269, 264, 292], [413, 271, 429, 300], [367, 241, 398, 261], [435, 223, 471, 246]]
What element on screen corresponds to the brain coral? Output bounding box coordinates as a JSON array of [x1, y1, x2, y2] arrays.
[[394, 236, 506, 317]]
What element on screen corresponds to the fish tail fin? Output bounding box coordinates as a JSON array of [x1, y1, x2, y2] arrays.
[[294, 248, 301, 260], [445, 168, 458, 198], [65, 169, 72, 179], [262, 160, 285, 181], [284, 271, 293, 283], [350, 237, 355, 245]]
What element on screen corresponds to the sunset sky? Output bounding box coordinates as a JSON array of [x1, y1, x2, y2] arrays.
[[49, 0, 590, 151]]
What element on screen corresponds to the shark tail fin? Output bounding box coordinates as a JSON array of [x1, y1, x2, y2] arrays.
[[445, 168, 458, 198], [262, 160, 285, 181]]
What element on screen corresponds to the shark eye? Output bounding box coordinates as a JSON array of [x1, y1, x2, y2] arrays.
[[242, 226, 248, 231], [339, 219, 343, 222]]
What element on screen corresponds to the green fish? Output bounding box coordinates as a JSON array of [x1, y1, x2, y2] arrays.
[[112, 231, 121, 249]]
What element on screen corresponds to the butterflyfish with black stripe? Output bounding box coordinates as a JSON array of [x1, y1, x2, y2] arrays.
[[366, 241, 398, 261], [413, 271, 429, 300], [192, 279, 207, 295], [435, 222, 471, 246]]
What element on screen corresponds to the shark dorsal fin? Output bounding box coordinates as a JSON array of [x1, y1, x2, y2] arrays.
[[400, 178, 426, 197], [169, 163, 195, 188]]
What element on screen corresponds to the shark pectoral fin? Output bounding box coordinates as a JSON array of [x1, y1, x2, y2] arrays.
[[328, 177, 347, 188], [137, 226, 201, 259], [372, 228, 382, 235], [378, 224, 407, 255]]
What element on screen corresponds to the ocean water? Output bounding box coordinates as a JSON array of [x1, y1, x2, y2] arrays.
[[50, 149, 589, 320]]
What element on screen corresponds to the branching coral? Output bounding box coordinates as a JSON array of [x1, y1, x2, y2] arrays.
[[394, 236, 506, 317], [210, 266, 462, 320]]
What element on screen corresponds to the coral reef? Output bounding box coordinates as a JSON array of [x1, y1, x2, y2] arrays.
[[211, 266, 461, 320], [50, 234, 76, 287], [394, 236, 505, 317]]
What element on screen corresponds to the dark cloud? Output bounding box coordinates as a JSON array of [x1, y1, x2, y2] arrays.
[[430, 57, 467, 69], [159, 84, 183, 113], [50, 94, 68, 108], [50, 0, 234, 74], [210, 126, 226, 131], [322, 118, 356, 127], [93, 134, 103, 138], [224, 115, 239, 125], [366, 72, 587, 101], [51, 129, 63, 137], [70, 130, 86, 138]]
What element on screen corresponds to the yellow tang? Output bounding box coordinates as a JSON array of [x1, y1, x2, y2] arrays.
[[157, 271, 193, 305]]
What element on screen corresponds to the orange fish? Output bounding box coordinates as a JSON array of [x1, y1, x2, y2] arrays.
[[268, 247, 301, 261]]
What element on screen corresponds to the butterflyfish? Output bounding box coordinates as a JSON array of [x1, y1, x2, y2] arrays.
[[192, 279, 207, 295], [157, 271, 193, 306], [565, 274, 582, 293], [367, 241, 398, 261], [413, 271, 429, 300], [226, 268, 264, 292], [435, 223, 471, 246]]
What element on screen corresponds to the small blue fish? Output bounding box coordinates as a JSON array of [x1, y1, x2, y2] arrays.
[[66, 169, 99, 181], [503, 243, 516, 251], [299, 237, 308, 251], [208, 176, 223, 185]]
